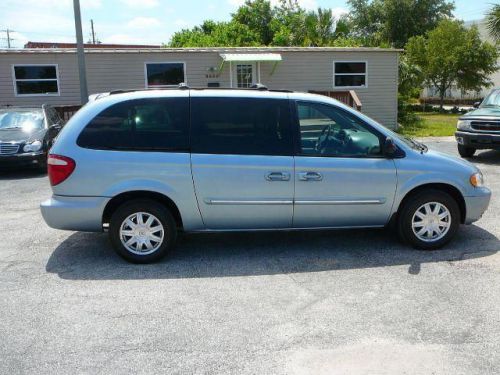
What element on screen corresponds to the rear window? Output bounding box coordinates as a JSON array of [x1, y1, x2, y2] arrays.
[[191, 97, 292, 156], [77, 98, 189, 151]]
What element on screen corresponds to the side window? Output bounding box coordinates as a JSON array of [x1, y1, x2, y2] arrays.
[[296, 101, 383, 158], [191, 97, 292, 156], [77, 98, 189, 151]]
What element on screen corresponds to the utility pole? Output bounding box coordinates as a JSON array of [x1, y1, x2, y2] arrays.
[[1, 29, 15, 48], [90, 19, 96, 44], [73, 0, 88, 104]]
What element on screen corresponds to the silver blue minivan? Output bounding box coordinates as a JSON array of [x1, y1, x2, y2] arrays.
[[41, 88, 491, 263]]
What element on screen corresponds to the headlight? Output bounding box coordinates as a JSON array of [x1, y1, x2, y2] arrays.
[[470, 172, 484, 187], [23, 140, 43, 153], [457, 120, 471, 131]]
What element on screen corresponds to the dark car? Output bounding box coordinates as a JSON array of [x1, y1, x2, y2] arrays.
[[0, 105, 63, 171], [455, 89, 500, 157]]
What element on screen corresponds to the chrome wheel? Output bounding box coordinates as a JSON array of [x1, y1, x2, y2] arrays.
[[411, 202, 451, 242], [119, 212, 165, 255]]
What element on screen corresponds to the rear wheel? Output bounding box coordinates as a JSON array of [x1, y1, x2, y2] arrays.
[[458, 144, 475, 158], [109, 199, 177, 263], [397, 189, 460, 250]]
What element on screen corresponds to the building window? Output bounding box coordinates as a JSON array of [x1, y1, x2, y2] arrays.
[[333, 62, 367, 88], [13, 65, 59, 96], [145, 62, 185, 88]]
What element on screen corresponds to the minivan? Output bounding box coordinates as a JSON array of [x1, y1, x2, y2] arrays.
[[41, 88, 491, 263]]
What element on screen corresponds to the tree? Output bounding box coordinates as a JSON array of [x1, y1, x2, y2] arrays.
[[232, 0, 275, 45], [347, 0, 454, 48], [486, 4, 500, 42], [406, 20, 498, 110]]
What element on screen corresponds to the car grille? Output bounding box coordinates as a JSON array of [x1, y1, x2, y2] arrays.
[[471, 121, 500, 132], [0, 143, 20, 155]]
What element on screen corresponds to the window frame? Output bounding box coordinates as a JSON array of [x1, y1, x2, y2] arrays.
[[11, 64, 60, 97], [333, 61, 368, 89], [291, 100, 387, 159], [144, 61, 187, 89]]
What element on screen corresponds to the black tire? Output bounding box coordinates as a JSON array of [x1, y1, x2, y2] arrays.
[[458, 144, 475, 158], [397, 189, 460, 250], [109, 199, 177, 263]]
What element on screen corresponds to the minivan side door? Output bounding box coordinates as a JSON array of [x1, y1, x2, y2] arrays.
[[190, 94, 295, 229], [292, 101, 397, 228]]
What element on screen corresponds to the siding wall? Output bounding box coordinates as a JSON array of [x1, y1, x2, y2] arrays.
[[0, 49, 399, 128]]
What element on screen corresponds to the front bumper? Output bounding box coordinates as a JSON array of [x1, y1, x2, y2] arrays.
[[40, 195, 110, 232], [463, 187, 491, 224], [455, 131, 500, 150], [0, 151, 46, 169]]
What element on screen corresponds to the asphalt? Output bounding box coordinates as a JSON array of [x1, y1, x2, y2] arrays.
[[0, 137, 499, 375]]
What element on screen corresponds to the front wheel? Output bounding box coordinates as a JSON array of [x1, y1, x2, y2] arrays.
[[458, 144, 475, 158], [109, 199, 177, 263], [397, 190, 460, 250]]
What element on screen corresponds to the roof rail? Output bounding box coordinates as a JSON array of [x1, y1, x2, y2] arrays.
[[250, 83, 268, 90], [102, 86, 294, 96]]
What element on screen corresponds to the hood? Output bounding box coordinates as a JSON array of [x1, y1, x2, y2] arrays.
[[424, 148, 478, 173], [0, 128, 47, 143], [461, 107, 500, 119]]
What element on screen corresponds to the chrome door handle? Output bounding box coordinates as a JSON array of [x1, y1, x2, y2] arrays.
[[265, 172, 291, 181], [298, 171, 323, 181]]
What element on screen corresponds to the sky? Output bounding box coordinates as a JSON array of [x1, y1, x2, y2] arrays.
[[0, 0, 496, 48]]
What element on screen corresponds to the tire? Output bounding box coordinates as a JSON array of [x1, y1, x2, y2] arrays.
[[109, 199, 177, 263], [458, 144, 475, 158], [397, 189, 460, 250]]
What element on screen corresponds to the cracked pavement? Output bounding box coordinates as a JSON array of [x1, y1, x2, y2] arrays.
[[0, 137, 499, 374]]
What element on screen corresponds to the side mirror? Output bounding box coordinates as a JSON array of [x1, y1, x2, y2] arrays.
[[473, 101, 481, 108], [51, 123, 62, 131], [383, 137, 398, 157]]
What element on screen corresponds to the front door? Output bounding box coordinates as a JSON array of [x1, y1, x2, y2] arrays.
[[190, 95, 294, 229], [233, 63, 256, 88], [293, 101, 397, 228]]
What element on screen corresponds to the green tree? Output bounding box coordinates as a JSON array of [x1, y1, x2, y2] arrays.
[[486, 4, 500, 42], [232, 0, 275, 45], [347, 0, 454, 48], [406, 20, 498, 110], [304, 8, 336, 46]]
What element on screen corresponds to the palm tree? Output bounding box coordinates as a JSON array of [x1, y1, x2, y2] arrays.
[[486, 4, 500, 42]]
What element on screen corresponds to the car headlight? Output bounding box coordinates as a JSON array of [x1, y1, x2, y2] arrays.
[[23, 140, 43, 153], [470, 172, 484, 187], [457, 120, 472, 131]]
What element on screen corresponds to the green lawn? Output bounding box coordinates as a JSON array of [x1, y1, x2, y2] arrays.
[[397, 112, 459, 137]]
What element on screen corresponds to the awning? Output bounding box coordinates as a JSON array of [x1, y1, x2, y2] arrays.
[[219, 53, 282, 62]]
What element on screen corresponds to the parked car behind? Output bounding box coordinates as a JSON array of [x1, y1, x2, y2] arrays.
[[0, 105, 64, 171], [41, 88, 491, 263], [455, 88, 500, 157]]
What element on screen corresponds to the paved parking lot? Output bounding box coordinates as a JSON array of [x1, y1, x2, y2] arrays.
[[1, 137, 499, 375]]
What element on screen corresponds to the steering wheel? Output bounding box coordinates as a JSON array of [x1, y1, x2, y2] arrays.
[[315, 124, 332, 153]]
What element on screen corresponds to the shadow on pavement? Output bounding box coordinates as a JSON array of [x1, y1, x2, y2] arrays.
[[46, 225, 499, 280], [0, 169, 46, 180], [469, 150, 500, 166]]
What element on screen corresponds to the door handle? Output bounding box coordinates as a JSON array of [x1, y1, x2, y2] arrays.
[[265, 172, 291, 181], [298, 171, 323, 181]]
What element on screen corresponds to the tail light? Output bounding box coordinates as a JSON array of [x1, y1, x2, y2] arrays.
[[47, 154, 76, 186]]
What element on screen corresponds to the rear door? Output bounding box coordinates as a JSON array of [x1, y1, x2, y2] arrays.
[[190, 94, 295, 229], [292, 100, 397, 228]]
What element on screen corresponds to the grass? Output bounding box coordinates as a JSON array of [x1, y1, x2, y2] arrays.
[[397, 112, 459, 137]]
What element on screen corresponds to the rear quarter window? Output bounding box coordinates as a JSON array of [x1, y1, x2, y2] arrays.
[[77, 98, 189, 151]]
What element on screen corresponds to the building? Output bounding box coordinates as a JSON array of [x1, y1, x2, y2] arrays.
[[0, 47, 400, 128]]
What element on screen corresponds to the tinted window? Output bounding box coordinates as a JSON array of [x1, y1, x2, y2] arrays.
[[146, 63, 185, 87], [296, 102, 382, 157], [191, 97, 292, 156], [77, 98, 189, 151]]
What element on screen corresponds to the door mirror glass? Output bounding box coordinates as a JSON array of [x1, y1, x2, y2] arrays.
[[383, 137, 398, 157]]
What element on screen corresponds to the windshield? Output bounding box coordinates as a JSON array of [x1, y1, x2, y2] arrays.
[[480, 90, 500, 107], [0, 111, 45, 131]]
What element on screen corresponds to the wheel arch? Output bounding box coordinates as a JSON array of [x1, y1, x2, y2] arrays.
[[102, 190, 184, 230], [395, 183, 466, 224]]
